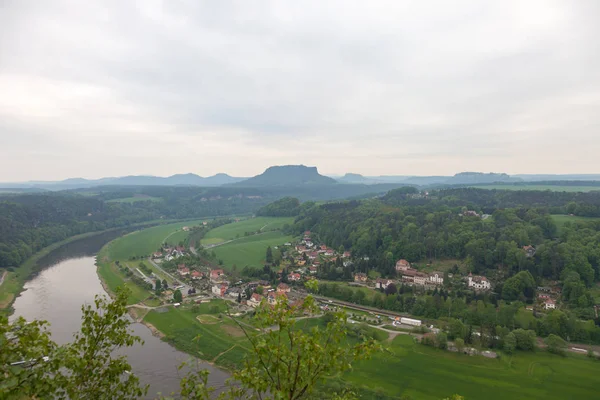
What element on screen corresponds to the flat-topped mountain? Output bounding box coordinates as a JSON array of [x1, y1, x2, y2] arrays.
[[231, 165, 337, 187]]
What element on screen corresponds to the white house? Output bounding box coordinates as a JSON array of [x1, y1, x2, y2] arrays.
[[544, 299, 556, 310], [376, 279, 394, 290], [248, 293, 263, 308], [429, 272, 444, 285], [467, 273, 491, 290]]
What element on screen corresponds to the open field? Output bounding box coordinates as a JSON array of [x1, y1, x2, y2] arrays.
[[551, 214, 600, 233], [341, 335, 600, 400], [143, 300, 250, 369], [106, 195, 162, 203], [96, 247, 151, 305], [105, 220, 207, 260], [212, 231, 293, 270], [470, 184, 600, 192], [201, 217, 294, 245]]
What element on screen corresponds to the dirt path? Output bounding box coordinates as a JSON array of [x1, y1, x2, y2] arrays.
[[0, 270, 7, 288]]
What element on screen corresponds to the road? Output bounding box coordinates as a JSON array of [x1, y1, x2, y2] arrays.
[[148, 258, 193, 295], [0, 270, 6, 287]]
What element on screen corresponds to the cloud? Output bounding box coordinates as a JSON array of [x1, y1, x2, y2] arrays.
[[0, 0, 599, 181]]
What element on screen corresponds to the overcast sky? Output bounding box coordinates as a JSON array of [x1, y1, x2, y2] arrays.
[[1, 1, 599, 181]]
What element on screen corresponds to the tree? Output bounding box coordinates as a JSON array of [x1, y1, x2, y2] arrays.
[[237, 292, 242, 303], [0, 288, 146, 399], [504, 332, 516, 354], [385, 283, 398, 295], [436, 332, 448, 350], [162, 279, 168, 289], [155, 279, 162, 292], [544, 334, 567, 356], [513, 329, 536, 351], [454, 338, 465, 354], [169, 280, 381, 400], [255, 286, 264, 295], [173, 289, 183, 303], [266, 246, 273, 264]]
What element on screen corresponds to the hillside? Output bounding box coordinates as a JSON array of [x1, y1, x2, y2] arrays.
[[231, 165, 337, 187]]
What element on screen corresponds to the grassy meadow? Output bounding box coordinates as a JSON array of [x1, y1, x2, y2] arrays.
[[143, 300, 250, 369], [201, 217, 294, 245], [551, 214, 600, 233], [341, 335, 600, 400], [105, 220, 207, 260], [212, 231, 293, 270]]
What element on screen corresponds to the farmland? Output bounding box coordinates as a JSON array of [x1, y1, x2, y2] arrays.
[[104, 220, 207, 260], [212, 230, 293, 270], [201, 217, 294, 245], [470, 184, 600, 192], [341, 335, 600, 400]]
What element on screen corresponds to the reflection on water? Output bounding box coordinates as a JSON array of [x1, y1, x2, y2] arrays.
[[10, 232, 229, 398]]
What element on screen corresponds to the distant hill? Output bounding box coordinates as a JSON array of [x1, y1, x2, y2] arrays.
[[515, 174, 600, 182], [337, 173, 381, 184], [231, 165, 337, 187], [0, 173, 246, 190], [447, 172, 522, 185]]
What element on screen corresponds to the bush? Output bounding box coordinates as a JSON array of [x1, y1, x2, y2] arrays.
[[435, 332, 448, 350], [513, 329, 536, 351], [545, 334, 567, 356]]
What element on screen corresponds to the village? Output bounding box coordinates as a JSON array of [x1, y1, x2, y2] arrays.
[[145, 231, 561, 317]]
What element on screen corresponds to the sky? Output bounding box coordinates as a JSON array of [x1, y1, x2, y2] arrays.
[[1, 0, 599, 181]]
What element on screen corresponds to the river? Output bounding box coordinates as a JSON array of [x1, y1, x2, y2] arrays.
[[10, 230, 229, 399]]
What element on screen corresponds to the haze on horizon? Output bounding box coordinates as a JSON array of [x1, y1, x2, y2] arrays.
[[1, 1, 599, 182]]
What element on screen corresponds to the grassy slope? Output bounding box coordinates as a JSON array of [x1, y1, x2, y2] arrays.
[[342, 335, 600, 400], [212, 231, 293, 270], [106, 220, 208, 260], [201, 217, 294, 244], [470, 184, 600, 192]]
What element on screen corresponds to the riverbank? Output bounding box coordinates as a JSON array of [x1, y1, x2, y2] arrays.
[[0, 218, 188, 315]]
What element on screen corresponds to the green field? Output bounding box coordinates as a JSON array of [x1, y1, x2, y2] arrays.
[[341, 335, 600, 400], [201, 217, 294, 245], [106, 196, 162, 203], [143, 301, 250, 369], [212, 231, 293, 270], [551, 214, 600, 233], [105, 220, 207, 260], [470, 184, 600, 192]]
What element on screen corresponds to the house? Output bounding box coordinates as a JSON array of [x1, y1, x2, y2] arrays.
[[178, 265, 190, 276], [277, 283, 291, 293], [191, 270, 203, 280], [354, 273, 368, 283], [413, 272, 428, 286], [462, 210, 479, 217], [210, 269, 225, 281], [308, 252, 318, 260], [304, 231, 311, 236], [538, 293, 551, 300], [248, 293, 263, 308], [309, 266, 317, 274], [342, 251, 351, 258], [295, 245, 307, 253], [325, 249, 335, 256], [544, 299, 556, 310], [429, 272, 444, 285], [320, 245, 327, 251], [288, 273, 301, 282], [523, 245, 536, 258], [395, 259, 411, 272], [247, 281, 260, 289], [152, 252, 162, 258], [376, 278, 394, 290], [182, 226, 190, 232], [211, 283, 228, 297], [268, 292, 284, 305], [401, 268, 418, 282], [467, 273, 491, 290]]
